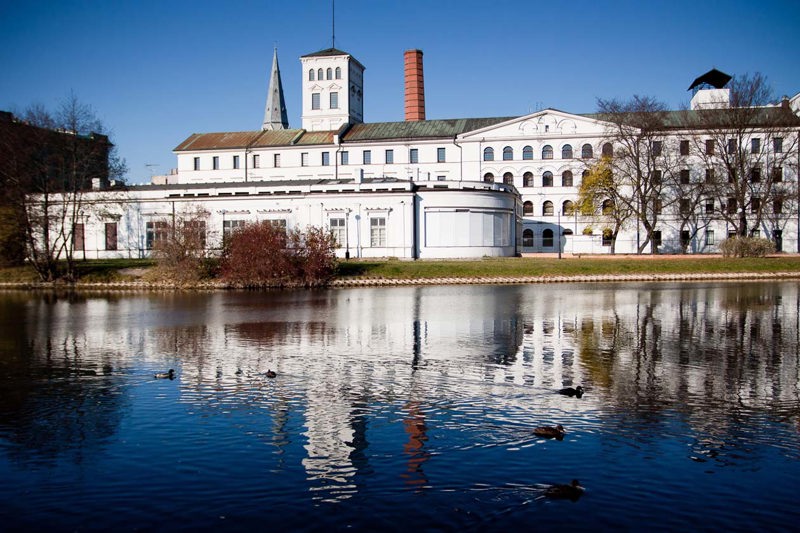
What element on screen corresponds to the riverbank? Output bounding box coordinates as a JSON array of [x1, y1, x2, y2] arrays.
[[2, 255, 800, 290]]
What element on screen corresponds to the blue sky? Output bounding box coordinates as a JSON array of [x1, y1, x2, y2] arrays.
[[2, 0, 798, 184]]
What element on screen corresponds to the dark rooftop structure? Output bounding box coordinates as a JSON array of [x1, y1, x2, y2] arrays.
[[688, 69, 732, 91]]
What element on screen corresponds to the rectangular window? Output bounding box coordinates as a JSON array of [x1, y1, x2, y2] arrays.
[[232, 155, 239, 169], [654, 199, 663, 214], [774, 198, 784, 214], [652, 169, 662, 185], [341, 151, 349, 165], [105, 222, 117, 251], [212, 156, 219, 170], [653, 230, 662, 247], [679, 140, 690, 156], [727, 197, 737, 214], [385, 149, 394, 164], [329, 218, 346, 247], [705, 169, 715, 183], [706, 229, 715, 246], [680, 230, 690, 247], [409, 148, 419, 164], [146, 221, 169, 250], [363, 150, 371, 164], [312, 93, 321, 110], [370, 217, 386, 247], [322, 152, 330, 166], [705, 198, 714, 214], [437, 147, 446, 163], [273, 153, 280, 167], [679, 199, 690, 214], [751, 138, 761, 154], [193, 157, 200, 171], [680, 169, 690, 184], [184, 220, 206, 248], [727, 138, 737, 154], [72, 223, 85, 251], [751, 197, 761, 213], [253, 154, 260, 168], [772, 167, 783, 182], [652, 140, 662, 156], [301, 152, 309, 167], [773, 137, 783, 153], [750, 166, 761, 183], [223, 219, 246, 241], [705, 139, 715, 155], [330, 92, 338, 109]]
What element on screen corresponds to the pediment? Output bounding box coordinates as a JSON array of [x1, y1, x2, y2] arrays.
[[459, 109, 611, 140]]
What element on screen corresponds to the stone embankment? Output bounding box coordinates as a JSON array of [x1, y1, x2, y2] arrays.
[[1, 271, 799, 291]]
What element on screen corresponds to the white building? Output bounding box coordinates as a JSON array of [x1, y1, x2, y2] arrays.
[[73, 48, 800, 259]]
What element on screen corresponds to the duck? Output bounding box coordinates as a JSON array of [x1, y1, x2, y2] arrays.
[[533, 424, 566, 440], [544, 479, 585, 501], [154, 369, 175, 380], [265, 370, 277, 378], [557, 386, 584, 398]]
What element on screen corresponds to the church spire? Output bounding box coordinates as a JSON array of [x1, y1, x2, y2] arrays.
[[262, 48, 289, 131]]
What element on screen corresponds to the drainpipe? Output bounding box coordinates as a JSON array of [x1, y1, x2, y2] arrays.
[[453, 134, 463, 182]]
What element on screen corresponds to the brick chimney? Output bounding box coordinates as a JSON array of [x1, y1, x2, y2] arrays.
[[404, 49, 425, 121]]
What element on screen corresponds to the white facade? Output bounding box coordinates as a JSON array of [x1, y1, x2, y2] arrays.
[[71, 48, 800, 260]]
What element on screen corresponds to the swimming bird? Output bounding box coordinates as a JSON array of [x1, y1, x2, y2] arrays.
[[557, 386, 584, 398], [545, 479, 584, 501], [533, 424, 566, 440], [154, 369, 175, 380], [265, 370, 277, 378]]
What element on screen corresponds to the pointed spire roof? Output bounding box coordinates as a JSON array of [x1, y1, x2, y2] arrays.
[[262, 48, 289, 131]]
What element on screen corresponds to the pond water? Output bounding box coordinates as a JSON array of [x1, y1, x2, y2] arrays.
[[1, 282, 799, 531]]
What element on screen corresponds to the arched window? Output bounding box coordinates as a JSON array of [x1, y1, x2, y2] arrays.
[[582, 169, 590, 183], [542, 145, 553, 159], [602, 199, 614, 215], [542, 171, 553, 187], [602, 142, 614, 157], [483, 147, 494, 161], [543, 201, 554, 216], [563, 200, 574, 215], [317, 68, 323, 80], [542, 229, 554, 247], [562, 144, 573, 159], [503, 172, 514, 185], [483, 172, 495, 183], [523, 228, 534, 247], [522, 145, 533, 160], [523, 172, 534, 187], [562, 170, 573, 187], [326, 68, 332, 80], [581, 143, 593, 159], [309, 69, 315, 81], [503, 146, 513, 160], [523, 201, 534, 215], [335, 67, 341, 79]]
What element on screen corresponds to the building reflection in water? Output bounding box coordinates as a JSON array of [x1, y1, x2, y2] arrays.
[[1, 282, 799, 499]]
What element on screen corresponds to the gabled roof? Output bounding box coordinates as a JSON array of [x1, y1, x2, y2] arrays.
[[344, 117, 513, 142]]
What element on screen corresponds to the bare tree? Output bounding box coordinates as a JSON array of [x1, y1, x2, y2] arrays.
[[594, 96, 680, 253], [577, 155, 634, 254], [686, 73, 799, 240], [0, 94, 127, 280]]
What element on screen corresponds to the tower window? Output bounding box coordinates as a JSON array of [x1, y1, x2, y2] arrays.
[[330, 92, 339, 109], [309, 69, 315, 81], [312, 93, 320, 110], [326, 68, 332, 80], [335, 67, 341, 79]]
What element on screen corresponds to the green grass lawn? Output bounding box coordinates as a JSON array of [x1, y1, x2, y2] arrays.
[[3, 255, 800, 284], [334, 255, 800, 279]]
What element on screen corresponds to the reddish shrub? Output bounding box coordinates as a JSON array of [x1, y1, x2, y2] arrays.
[[220, 221, 337, 288]]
